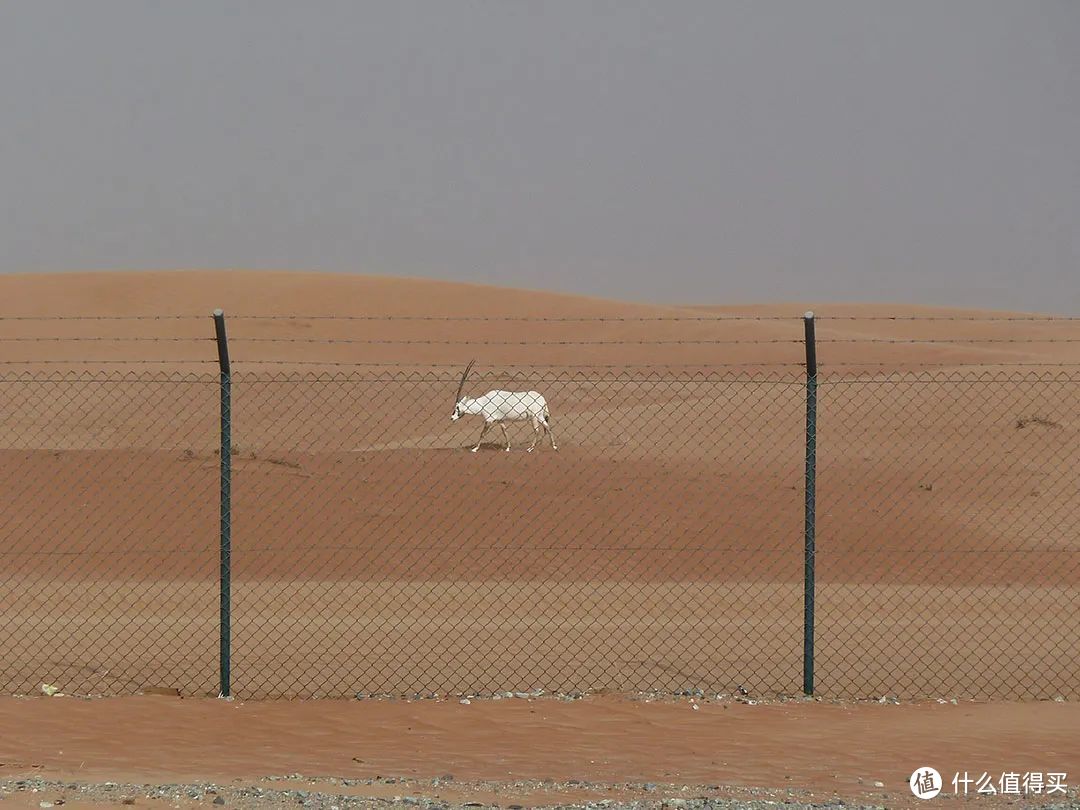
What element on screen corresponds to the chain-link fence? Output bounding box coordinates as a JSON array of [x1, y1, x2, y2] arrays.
[[1, 366, 1077, 700], [815, 369, 1080, 699]]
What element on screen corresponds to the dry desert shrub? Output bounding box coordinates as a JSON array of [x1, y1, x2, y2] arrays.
[[1015, 414, 1061, 430]]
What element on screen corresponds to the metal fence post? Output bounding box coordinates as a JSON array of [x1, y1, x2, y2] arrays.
[[803, 311, 818, 695], [212, 309, 232, 697]]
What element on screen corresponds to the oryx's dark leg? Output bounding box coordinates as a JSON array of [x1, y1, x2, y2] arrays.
[[471, 421, 491, 452], [527, 416, 542, 452], [498, 422, 511, 451], [544, 415, 558, 450]]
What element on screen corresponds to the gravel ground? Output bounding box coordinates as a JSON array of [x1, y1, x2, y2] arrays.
[[3, 776, 1080, 810], [3, 691, 1075, 808]]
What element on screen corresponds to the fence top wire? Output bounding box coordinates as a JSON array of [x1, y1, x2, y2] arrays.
[[0, 363, 805, 373], [0, 313, 802, 322], [230, 313, 1080, 321], [815, 314, 1080, 321], [0, 314, 206, 321], [0, 368, 219, 383], [816, 337, 1080, 344], [1, 360, 1078, 374], [212, 336, 1080, 347], [231, 314, 806, 322], [0, 359, 219, 366], [228, 367, 809, 384], [0, 336, 212, 342], [2, 334, 1078, 347], [2, 312, 1077, 322], [819, 368, 1080, 384], [820, 361, 1080, 369], [7, 544, 1071, 557], [227, 337, 807, 345], [5, 365, 1077, 385]]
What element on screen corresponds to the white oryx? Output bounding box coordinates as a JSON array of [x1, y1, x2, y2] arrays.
[[450, 359, 558, 453]]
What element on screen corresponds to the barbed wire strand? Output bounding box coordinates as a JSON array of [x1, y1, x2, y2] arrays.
[[0, 315, 206, 321], [0, 336, 212, 342], [0, 545, 1069, 557], [0, 359, 219, 365], [229, 314, 1080, 322], [221, 336, 1080, 345], [2, 359, 1078, 371], [2, 313, 1078, 322], [2, 334, 1078, 347]]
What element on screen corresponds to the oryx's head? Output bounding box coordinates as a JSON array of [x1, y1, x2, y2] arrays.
[[450, 359, 476, 420]]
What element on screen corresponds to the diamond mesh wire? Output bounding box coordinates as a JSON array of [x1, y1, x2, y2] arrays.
[[0, 371, 220, 696], [228, 368, 805, 698], [815, 369, 1080, 699], [0, 366, 1077, 700]]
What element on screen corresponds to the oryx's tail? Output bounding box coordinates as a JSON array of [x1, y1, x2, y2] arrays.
[[542, 403, 551, 423]]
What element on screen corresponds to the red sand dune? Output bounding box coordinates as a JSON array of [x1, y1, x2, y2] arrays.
[[1, 270, 1077, 368], [0, 271, 1077, 703], [0, 271, 1077, 808]]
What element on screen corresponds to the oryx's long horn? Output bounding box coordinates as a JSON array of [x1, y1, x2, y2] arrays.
[[455, 358, 476, 404]]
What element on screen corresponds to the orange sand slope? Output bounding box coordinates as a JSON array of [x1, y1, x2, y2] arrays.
[[0, 271, 1077, 700], [0, 269, 1077, 368]]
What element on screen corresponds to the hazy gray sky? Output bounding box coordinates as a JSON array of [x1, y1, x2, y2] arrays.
[[2, 1, 1077, 311]]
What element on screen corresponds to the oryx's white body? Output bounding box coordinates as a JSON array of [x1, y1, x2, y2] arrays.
[[450, 361, 558, 452]]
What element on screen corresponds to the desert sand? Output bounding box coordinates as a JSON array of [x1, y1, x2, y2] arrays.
[[2, 694, 1079, 808], [0, 270, 1077, 804]]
